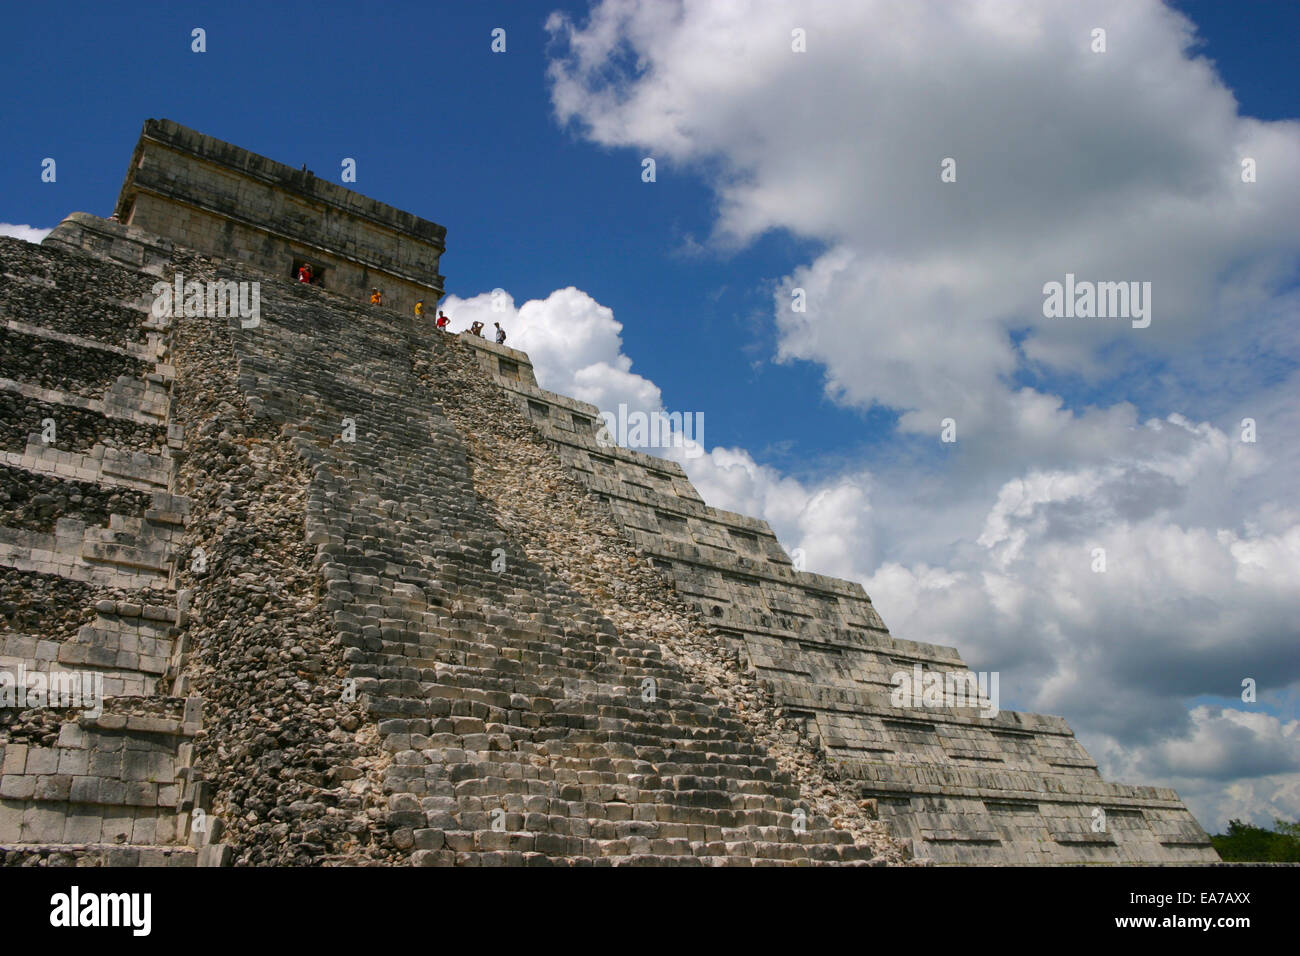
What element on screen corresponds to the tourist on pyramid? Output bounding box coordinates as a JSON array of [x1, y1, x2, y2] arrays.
[[414, 299, 425, 318], [436, 310, 450, 331], [297, 262, 313, 283], [469, 320, 485, 337], [369, 288, 382, 305], [494, 322, 507, 345]]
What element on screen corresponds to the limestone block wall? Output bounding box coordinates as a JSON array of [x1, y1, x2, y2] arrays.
[[461, 335, 1218, 864], [114, 119, 446, 317], [0, 222, 225, 866], [0, 705, 201, 865]]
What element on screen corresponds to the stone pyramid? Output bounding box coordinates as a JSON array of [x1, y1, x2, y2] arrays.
[[0, 120, 1217, 865]]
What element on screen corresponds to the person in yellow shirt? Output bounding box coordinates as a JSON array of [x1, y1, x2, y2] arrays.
[[414, 299, 425, 319], [369, 288, 382, 305]]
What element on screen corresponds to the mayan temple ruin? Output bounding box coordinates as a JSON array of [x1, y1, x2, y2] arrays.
[[0, 119, 1217, 866]]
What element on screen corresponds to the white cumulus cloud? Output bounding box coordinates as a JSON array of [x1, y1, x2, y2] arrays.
[[0, 223, 53, 243]]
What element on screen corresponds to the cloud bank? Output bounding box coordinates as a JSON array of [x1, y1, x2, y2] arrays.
[[0, 223, 53, 243]]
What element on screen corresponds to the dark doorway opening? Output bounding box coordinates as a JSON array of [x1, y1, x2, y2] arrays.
[[290, 257, 325, 286]]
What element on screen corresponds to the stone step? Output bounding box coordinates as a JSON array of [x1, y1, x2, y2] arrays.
[[0, 842, 201, 867]]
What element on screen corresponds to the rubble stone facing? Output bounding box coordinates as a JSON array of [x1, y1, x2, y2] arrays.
[[0, 569, 96, 645], [2, 229, 159, 331], [0, 392, 165, 458], [0, 327, 152, 402], [0, 470, 152, 536], [164, 252, 394, 865]]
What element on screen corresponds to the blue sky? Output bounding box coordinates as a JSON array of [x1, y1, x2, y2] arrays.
[[1, 0, 892, 469], [3, 1, 1298, 832], [2, 1, 1295, 470], [1, 0, 1294, 464]]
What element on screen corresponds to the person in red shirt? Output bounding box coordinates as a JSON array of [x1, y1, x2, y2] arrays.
[[436, 310, 450, 331], [297, 263, 313, 283]]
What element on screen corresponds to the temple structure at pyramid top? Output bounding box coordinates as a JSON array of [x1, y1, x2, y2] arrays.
[[114, 118, 446, 317]]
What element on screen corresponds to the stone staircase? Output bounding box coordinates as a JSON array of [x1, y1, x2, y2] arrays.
[[226, 266, 890, 864], [459, 333, 1219, 864]]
